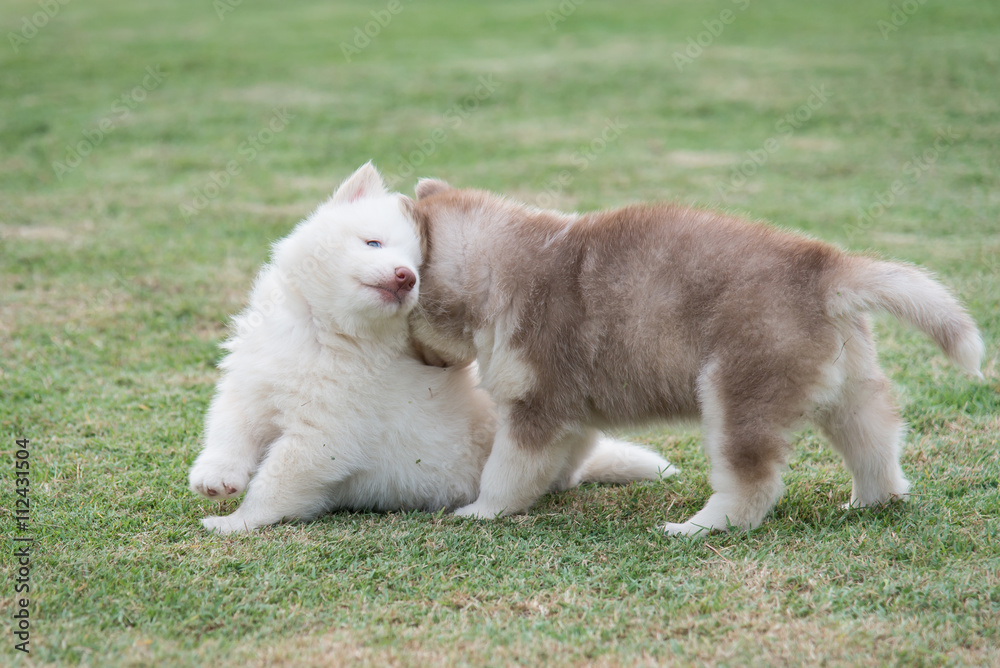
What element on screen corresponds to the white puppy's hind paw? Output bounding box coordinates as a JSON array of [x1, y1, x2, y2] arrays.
[[188, 458, 252, 499], [202, 514, 255, 535], [453, 502, 507, 519]]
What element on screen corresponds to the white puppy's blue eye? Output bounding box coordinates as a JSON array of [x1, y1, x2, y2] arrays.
[[366, 240, 382, 248]]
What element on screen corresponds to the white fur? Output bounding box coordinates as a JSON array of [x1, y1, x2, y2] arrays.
[[189, 164, 674, 534], [570, 436, 680, 487]]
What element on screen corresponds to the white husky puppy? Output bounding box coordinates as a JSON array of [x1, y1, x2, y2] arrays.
[[188, 164, 674, 534]]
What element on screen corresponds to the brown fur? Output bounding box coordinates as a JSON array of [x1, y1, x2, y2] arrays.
[[406, 182, 983, 534]]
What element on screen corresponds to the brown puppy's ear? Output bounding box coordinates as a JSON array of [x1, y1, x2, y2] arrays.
[[330, 162, 387, 204], [410, 337, 450, 368], [415, 178, 453, 200]]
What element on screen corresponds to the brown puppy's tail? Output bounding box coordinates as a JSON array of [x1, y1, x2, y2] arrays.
[[829, 257, 984, 376]]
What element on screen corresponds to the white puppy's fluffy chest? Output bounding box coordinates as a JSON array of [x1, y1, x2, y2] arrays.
[[222, 283, 490, 511]]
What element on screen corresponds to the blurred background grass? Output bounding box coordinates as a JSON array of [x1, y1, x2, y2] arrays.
[[1, 1, 998, 665]]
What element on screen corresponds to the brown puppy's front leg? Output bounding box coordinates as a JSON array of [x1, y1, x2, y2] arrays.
[[453, 420, 591, 518]]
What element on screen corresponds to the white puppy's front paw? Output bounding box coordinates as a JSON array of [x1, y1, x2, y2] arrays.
[[189, 457, 252, 499], [202, 514, 256, 535]]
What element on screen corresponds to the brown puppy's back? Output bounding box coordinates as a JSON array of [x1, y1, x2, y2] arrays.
[[414, 193, 842, 439]]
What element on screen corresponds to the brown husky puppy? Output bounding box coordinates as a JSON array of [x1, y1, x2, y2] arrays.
[[404, 179, 984, 535]]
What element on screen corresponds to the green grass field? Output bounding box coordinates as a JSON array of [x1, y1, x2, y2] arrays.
[[2, 0, 999, 665]]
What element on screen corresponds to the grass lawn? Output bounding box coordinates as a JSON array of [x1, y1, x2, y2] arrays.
[[2, 0, 999, 665]]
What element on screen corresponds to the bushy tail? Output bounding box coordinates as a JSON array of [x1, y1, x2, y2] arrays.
[[572, 436, 678, 486], [830, 257, 984, 376]]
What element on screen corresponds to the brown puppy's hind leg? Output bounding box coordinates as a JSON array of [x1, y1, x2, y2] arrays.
[[661, 360, 807, 536], [818, 373, 909, 509]]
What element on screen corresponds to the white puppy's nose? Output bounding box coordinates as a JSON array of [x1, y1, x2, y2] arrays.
[[395, 267, 416, 294]]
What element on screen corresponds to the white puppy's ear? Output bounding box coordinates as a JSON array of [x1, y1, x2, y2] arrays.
[[399, 195, 430, 261], [399, 195, 416, 217], [415, 178, 453, 200], [331, 162, 387, 204]]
